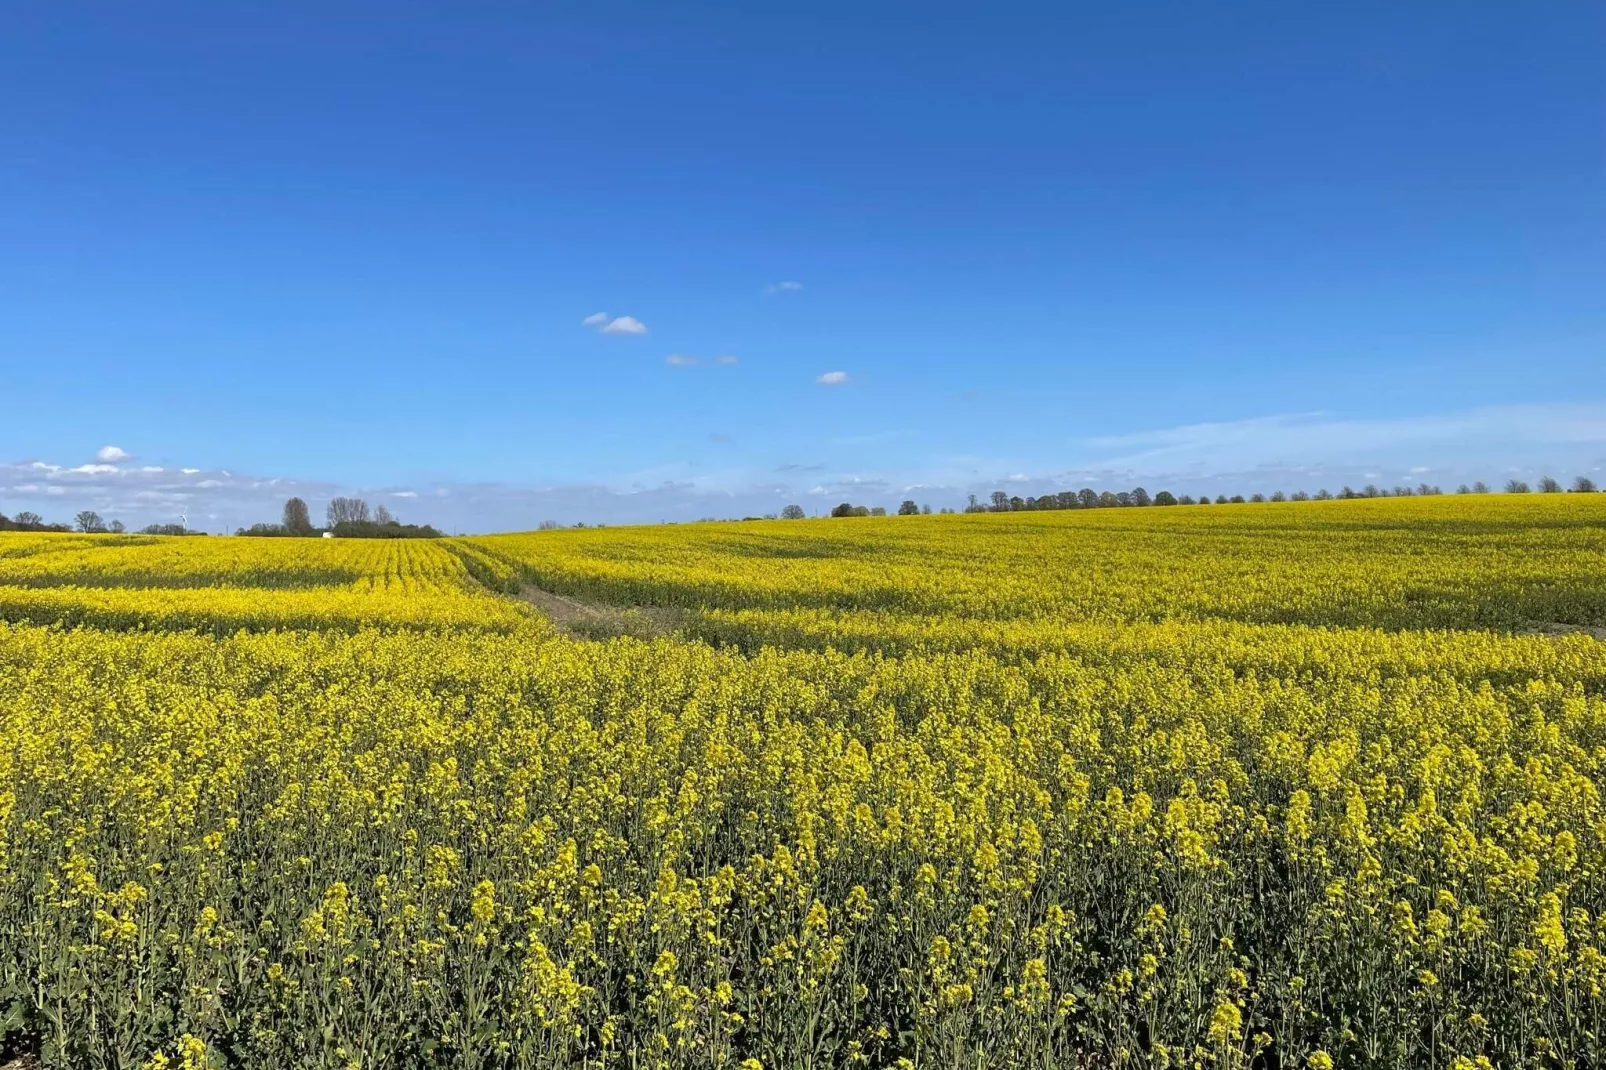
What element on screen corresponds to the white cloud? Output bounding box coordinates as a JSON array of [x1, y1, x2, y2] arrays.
[[69, 463, 120, 475], [764, 281, 804, 294], [817, 371, 848, 385], [582, 313, 648, 335], [666, 354, 738, 367], [140, 466, 164, 473], [96, 445, 130, 463], [393, 490, 418, 498], [181, 468, 200, 475], [600, 315, 648, 335]]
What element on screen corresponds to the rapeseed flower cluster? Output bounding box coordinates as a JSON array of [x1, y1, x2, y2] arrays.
[[2, 495, 1605, 1067]]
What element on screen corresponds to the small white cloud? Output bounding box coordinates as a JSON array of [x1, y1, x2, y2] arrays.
[[764, 281, 804, 294], [1409, 466, 1431, 474], [69, 463, 119, 475], [666, 354, 700, 366], [181, 468, 200, 475], [817, 371, 848, 385], [600, 315, 648, 335], [196, 479, 224, 488], [582, 312, 609, 327], [96, 445, 130, 463], [393, 490, 418, 498], [807, 485, 828, 495], [714, 355, 739, 365], [140, 466, 164, 473]]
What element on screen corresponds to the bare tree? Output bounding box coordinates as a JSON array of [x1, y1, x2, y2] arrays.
[[75, 510, 105, 533], [1472, 481, 1489, 494], [326, 497, 371, 527], [282, 497, 313, 535], [1505, 480, 1530, 494], [14, 511, 42, 527], [781, 504, 806, 519], [108, 519, 125, 534], [1537, 476, 1562, 493], [374, 504, 395, 525], [1575, 476, 1599, 493]]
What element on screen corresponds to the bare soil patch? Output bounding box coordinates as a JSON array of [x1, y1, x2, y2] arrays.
[[1521, 621, 1606, 640], [519, 585, 683, 640]]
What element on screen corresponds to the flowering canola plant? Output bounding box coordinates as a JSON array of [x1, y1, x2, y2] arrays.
[[3, 495, 1606, 1069]]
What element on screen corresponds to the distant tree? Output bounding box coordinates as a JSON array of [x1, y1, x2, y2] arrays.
[[108, 519, 125, 534], [1456, 484, 1471, 494], [326, 497, 371, 526], [921, 504, 932, 514], [1078, 488, 1098, 508], [831, 503, 856, 518], [1315, 489, 1333, 501], [237, 523, 289, 537], [74, 510, 105, 533], [1099, 491, 1119, 507], [374, 504, 396, 525], [990, 491, 1010, 512], [1153, 490, 1177, 506], [1574, 477, 1598, 493], [1270, 491, 1286, 502], [853, 506, 871, 517], [781, 504, 806, 519], [14, 511, 41, 527], [1115, 492, 1133, 507], [1229, 495, 1246, 504], [870, 506, 888, 516], [1008, 496, 1025, 511], [1363, 485, 1382, 498], [1250, 493, 1266, 503], [1054, 491, 1078, 509], [1130, 487, 1151, 507], [1215, 495, 1229, 505], [1505, 480, 1530, 494], [1537, 476, 1562, 493], [1291, 491, 1310, 502], [1472, 481, 1489, 494], [898, 499, 919, 515], [282, 497, 314, 535]]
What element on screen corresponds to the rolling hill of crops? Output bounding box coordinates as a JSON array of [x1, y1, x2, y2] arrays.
[[3, 495, 1606, 1069]]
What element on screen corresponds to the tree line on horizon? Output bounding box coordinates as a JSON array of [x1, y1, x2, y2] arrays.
[[235, 497, 442, 539], [809, 474, 1601, 519]]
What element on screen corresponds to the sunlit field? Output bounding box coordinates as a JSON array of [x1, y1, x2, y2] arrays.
[[4, 495, 1606, 1069]]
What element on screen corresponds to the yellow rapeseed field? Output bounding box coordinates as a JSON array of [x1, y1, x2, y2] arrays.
[[4, 495, 1606, 1069]]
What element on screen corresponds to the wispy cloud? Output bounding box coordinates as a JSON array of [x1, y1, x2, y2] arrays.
[[666, 353, 739, 367], [764, 281, 803, 294], [7, 402, 1603, 533], [583, 313, 648, 335], [96, 445, 130, 463], [817, 370, 848, 385]]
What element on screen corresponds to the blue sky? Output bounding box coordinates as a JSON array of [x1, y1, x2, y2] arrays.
[[2, 2, 1603, 530]]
